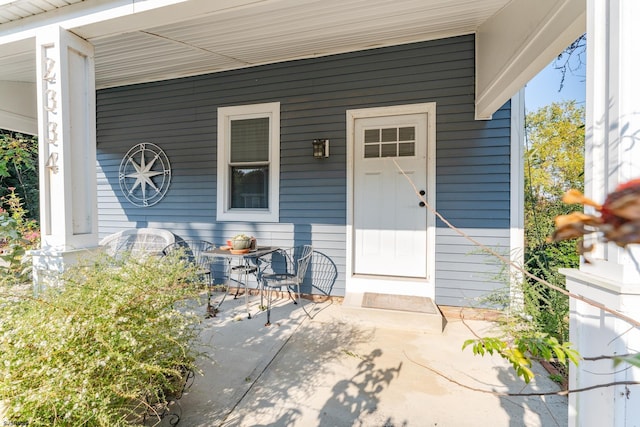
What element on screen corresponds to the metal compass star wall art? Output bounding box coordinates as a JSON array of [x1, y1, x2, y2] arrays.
[[119, 143, 171, 207]]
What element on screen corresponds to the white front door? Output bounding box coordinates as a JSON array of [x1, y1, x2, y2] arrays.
[[353, 113, 428, 278]]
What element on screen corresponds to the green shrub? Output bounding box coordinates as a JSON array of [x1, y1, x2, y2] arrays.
[[0, 131, 39, 221], [520, 265, 570, 343], [0, 252, 204, 426], [471, 251, 575, 383], [0, 188, 39, 284]]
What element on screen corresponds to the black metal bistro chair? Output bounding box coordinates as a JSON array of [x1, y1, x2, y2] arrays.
[[260, 245, 313, 326], [162, 239, 215, 284], [207, 254, 232, 317], [162, 239, 218, 315]]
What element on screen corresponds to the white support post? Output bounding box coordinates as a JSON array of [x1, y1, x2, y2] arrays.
[[510, 89, 525, 313], [31, 26, 99, 290], [564, 1, 640, 425]]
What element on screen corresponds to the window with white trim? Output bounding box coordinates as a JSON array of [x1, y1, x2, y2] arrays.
[[217, 102, 280, 222]]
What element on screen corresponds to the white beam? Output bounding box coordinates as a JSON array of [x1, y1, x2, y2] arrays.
[[0, 0, 270, 45], [475, 0, 585, 119]]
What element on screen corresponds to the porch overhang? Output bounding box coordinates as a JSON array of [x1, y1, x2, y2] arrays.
[[475, 0, 585, 119], [0, 0, 586, 133], [0, 80, 36, 134], [0, 37, 36, 134]]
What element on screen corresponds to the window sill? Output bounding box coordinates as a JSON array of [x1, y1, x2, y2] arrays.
[[216, 209, 279, 223]]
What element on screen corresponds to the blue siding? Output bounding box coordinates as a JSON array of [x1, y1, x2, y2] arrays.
[[96, 34, 512, 305]]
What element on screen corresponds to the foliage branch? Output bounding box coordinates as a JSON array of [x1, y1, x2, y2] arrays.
[[0, 188, 39, 282], [463, 334, 580, 384], [0, 131, 39, 220]]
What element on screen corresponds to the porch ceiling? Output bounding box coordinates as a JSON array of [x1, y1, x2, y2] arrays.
[[0, 0, 511, 89]]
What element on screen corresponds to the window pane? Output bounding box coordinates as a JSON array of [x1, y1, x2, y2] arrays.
[[364, 129, 380, 143], [230, 117, 269, 162], [231, 166, 268, 208], [398, 127, 415, 141], [399, 142, 415, 156], [364, 145, 379, 158], [381, 128, 397, 142], [381, 143, 397, 157]]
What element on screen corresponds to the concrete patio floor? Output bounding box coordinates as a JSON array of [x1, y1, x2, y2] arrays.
[[170, 294, 568, 427]]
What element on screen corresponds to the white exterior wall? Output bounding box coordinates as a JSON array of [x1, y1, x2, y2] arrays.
[[565, 270, 640, 426], [566, 1, 640, 425]]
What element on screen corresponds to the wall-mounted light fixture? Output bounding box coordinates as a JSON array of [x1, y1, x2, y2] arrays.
[[312, 139, 329, 159]]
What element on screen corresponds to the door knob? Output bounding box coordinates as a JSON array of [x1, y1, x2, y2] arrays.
[[419, 190, 426, 196], [419, 201, 425, 207]]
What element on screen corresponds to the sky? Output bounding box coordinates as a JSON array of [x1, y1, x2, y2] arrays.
[[524, 57, 586, 114]]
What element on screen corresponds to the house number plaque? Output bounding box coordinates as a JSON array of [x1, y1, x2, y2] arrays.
[[42, 52, 59, 173]]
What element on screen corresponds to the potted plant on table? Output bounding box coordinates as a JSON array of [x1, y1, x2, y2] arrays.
[[231, 234, 253, 251]]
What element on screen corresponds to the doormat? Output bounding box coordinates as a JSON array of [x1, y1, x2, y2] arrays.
[[361, 293, 439, 314]]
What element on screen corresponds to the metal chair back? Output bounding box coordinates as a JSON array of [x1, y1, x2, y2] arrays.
[[261, 244, 313, 325], [162, 239, 215, 282]]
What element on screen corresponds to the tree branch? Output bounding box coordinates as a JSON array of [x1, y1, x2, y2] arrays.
[[403, 350, 639, 397], [392, 158, 640, 329], [554, 34, 586, 92], [582, 354, 633, 361]]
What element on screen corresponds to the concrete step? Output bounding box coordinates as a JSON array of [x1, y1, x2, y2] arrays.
[[341, 292, 444, 333]]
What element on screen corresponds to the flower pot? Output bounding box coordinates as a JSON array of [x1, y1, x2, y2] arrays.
[[231, 236, 251, 250]]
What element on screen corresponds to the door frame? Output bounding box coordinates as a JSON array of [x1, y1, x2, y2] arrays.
[[346, 103, 437, 298]]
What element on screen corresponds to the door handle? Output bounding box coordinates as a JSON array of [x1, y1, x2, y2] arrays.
[[419, 201, 425, 207], [419, 190, 426, 196]]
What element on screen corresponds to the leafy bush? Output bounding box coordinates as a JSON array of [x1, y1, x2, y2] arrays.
[[0, 131, 39, 221], [0, 212, 26, 279], [515, 202, 576, 345], [0, 188, 39, 283], [0, 252, 204, 426], [477, 250, 571, 344], [472, 246, 574, 383], [463, 333, 579, 384], [521, 254, 571, 343]]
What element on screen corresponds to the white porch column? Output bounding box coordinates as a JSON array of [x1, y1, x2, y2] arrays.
[[31, 26, 99, 289], [565, 1, 640, 426]]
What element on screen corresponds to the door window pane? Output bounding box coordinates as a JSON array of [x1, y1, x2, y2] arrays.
[[381, 128, 396, 142], [364, 129, 380, 143], [364, 145, 379, 158], [363, 126, 416, 158], [399, 127, 415, 141], [381, 143, 397, 157], [398, 143, 415, 156]]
